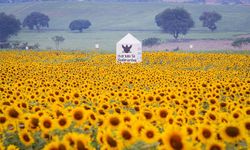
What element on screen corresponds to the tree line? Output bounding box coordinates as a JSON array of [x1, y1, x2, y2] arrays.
[[0, 8, 222, 44], [0, 11, 91, 43]]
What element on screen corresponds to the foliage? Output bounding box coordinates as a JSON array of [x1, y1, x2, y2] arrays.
[[142, 37, 161, 47], [51, 35, 65, 49], [10, 41, 40, 50], [155, 8, 194, 39], [69, 19, 91, 32], [0, 12, 21, 42], [199, 11, 222, 32], [231, 37, 250, 47], [23, 12, 49, 31]]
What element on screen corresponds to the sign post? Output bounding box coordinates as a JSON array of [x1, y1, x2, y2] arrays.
[[116, 33, 142, 63]]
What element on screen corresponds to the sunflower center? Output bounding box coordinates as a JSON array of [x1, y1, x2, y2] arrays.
[[74, 93, 80, 98], [148, 96, 154, 101], [187, 128, 193, 135], [160, 110, 168, 118], [245, 122, 250, 130], [210, 144, 222, 150], [189, 110, 195, 116], [43, 120, 52, 128], [124, 117, 131, 122], [144, 112, 152, 120], [23, 134, 30, 142], [31, 118, 39, 128], [59, 119, 67, 126], [9, 109, 19, 118], [225, 126, 239, 137], [110, 117, 120, 126], [58, 144, 67, 150], [56, 111, 63, 117], [90, 114, 96, 120], [76, 140, 88, 150], [233, 113, 239, 119], [202, 129, 212, 138], [74, 111, 83, 120], [122, 130, 132, 140], [246, 110, 250, 115], [209, 114, 216, 120], [170, 134, 183, 150], [0, 116, 6, 124], [107, 136, 117, 147], [146, 130, 154, 139]]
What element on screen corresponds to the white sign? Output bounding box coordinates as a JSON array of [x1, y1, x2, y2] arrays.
[[116, 33, 142, 63], [95, 44, 99, 49]]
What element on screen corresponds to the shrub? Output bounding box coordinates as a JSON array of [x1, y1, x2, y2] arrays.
[[142, 38, 161, 47], [232, 37, 250, 47]]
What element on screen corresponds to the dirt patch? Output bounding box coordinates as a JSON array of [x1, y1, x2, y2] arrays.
[[143, 39, 250, 52]]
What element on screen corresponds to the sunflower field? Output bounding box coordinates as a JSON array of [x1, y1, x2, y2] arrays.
[[0, 50, 249, 150]]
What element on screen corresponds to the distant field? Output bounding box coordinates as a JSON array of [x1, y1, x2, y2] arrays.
[[1, 1, 250, 51]]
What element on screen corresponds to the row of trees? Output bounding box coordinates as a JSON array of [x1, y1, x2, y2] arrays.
[[1, 8, 221, 43], [155, 8, 222, 39], [0, 12, 91, 42]]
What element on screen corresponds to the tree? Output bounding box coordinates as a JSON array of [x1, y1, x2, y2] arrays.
[[155, 8, 194, 39], [23, 12, 49, 31], [199, 11, 222, 32], [69, 19, 91, 32], [0, 12, 21, 42], [52, 36, 65, 49]]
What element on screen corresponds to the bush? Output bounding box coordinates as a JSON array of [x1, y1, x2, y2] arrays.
[[142, 38, 161, 47], [232, 37, 250, 47]]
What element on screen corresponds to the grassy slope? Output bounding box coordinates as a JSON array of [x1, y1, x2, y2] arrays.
[[1, 1, 250, 51]]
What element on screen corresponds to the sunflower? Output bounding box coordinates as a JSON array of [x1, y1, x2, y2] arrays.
[[141, 124, 160, 144], [74, 134, 93, 150], [39, 115, 55, 132], [57, 140, 71, 150], [0, 142, 4, 150], [197, 124, 215, 144], [43, 141, 58, 150], [117, 125, 137, 146], [87, 111, 98, 125], [27, 114, 40, 131], [71, 107, 86, 125], [134, 121, 146, 136], [103, 131, 122, 150], [4, 122, 16, 132], [121, 112, 135, 125], [140, 110, 154, 121], [41, 131, 52, 141], [63, 132, 78, 148], [205, 111, 218, 123], [162, 127, 188, 150], [220, 123, 245, 143], [6, 145, 19, 150], [97, 129, 105, 145], [156, 107, 170, 122], [184, 125, 196, 141], [0, 115, 7, 125], [105, 114, 122, 129], [205, 140, 225, 150], [241, 118, 250, 133], [5, 106, 22, 120], [56, 116, 71, 130], [18, 130, 34, 146], [187, 107, 197, 119]]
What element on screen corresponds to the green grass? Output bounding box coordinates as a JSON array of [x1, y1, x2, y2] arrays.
[[1, 1, 250, 51]]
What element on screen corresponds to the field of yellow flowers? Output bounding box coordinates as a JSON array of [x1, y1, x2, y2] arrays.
[[0, 50, 249, 150]]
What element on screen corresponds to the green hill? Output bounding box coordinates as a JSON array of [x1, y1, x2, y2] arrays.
[[1, 1, 250, 51]]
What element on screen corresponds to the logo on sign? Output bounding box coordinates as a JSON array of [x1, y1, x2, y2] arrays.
[[122, 45, 132, 53]]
